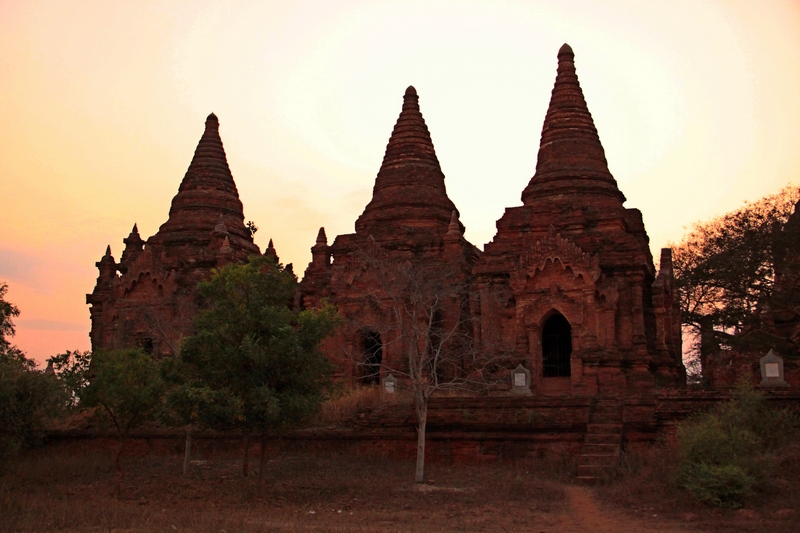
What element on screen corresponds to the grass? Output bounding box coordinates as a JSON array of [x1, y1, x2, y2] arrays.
[[313, 385, 411, 427], [1, 441, 566, 533]]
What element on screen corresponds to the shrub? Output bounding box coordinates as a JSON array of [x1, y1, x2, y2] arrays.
[[678, 462, 756, 508], [676, 382, 798, 507]]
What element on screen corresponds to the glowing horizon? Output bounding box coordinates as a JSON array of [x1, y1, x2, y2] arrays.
[[2, 0, 800, 366]]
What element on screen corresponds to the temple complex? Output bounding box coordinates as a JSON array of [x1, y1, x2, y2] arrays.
[[300, 44, 684, 394], [84, 45, 799, 480], [86, 113, 260, 356], [88, 46, 683, 395]]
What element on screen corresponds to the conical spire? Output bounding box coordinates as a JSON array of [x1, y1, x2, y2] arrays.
[[219, 236, 233, 254], [316, 227, 328, 245], [355, 86, 459, 236], [96, 245, 116, 277], [213, 214, 228, 235], [264, 238, 279, 262], [124, 223, 143, 243], [154, 114, 257, 252], [378, 86, 441, 173], [120, 223, 145, 270], [446, 211, 461, 237], [521, 44, 625, 205]]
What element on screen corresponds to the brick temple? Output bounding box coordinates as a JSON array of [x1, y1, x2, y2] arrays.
[[87, 45, 798, 478], [86, 113, 260, 356], [300, 43, 684, 395]]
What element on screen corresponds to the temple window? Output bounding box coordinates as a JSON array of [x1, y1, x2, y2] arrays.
[[360, 330, 383, 385]]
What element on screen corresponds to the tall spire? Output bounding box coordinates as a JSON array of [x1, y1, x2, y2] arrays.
[[521, 44, 625, 205], [378, 86, 441, 173], [355, 86, 459, 236], [154, 114, 256, 251]]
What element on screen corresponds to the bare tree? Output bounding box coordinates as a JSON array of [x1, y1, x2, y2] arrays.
[[352, 247, 501, 483]]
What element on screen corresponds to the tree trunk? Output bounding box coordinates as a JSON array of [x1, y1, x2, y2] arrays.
[[182, 423, 193, 476], [242, 434, 250, 477], [114, 434, 126, 497], [414, 400, 427, 483], [258, 434, 269, 497]]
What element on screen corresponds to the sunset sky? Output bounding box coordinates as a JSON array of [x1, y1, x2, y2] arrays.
[[2, 0, 800, 366]]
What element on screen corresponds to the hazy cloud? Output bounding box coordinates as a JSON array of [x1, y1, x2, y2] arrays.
[[0, 248, 44, 287], [16, 318, 86, 332]]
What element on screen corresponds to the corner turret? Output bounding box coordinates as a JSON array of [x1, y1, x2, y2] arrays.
[[119, 224, 144, 273]]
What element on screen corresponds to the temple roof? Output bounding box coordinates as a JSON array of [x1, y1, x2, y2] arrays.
[[521, 44, 626, 205], [153, 114, 256, 251], [354, 86, 462, 236]]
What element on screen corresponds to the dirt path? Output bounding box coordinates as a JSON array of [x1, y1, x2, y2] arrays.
[[545, 485, 693, 533]]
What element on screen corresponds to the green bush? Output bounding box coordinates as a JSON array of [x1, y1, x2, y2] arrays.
[[678, 462, 756, 508], [676, 382, 798, 507], [0, 350, 66, 463]]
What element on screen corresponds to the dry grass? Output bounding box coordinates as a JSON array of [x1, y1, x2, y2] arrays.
[[313, 386, 411, 426], [1, 441, 567, 533]]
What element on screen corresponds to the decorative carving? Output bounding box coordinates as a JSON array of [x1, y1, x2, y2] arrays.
[[520, 229, 601, 284]]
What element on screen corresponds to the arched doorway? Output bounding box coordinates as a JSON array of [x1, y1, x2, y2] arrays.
[[542, 313, 571, 377], [360, 329, 383, 385]]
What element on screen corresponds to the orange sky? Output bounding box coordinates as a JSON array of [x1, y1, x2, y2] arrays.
[[2, 0, 800, 366]]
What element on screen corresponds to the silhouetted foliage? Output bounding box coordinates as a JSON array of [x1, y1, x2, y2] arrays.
[[0, 283, 66, 463], [246, 220, 258, 237], [48, 350, 92, 408], [180, 255, 338, 488], [672, 185, 800, 360], [0, 282, 20, 354], [0, 350, 65, 464]]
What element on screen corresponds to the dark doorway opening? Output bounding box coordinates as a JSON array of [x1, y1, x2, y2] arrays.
[[360, 330, 383, 385], [137, 337, 154, 355], [542, 313, 571, 377]]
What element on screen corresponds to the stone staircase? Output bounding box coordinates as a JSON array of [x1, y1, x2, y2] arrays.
[[575, 398, 624, 483]]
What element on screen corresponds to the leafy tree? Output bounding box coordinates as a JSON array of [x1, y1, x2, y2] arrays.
[[0, 350, 65, 464], [48, 350, 92, 408], [0, 284, 65, 464], [246, 220, 258, 237], [0, 282, 20, 354], [160, 356, 240, 475], [672, 185, 800, 362], [180, 255, 338, 491], [80, 348, 165, 495]]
